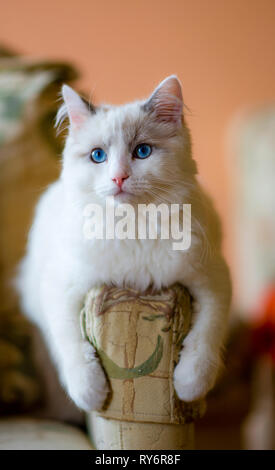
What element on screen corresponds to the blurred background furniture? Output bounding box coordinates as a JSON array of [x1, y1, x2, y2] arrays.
[[0, 48, 91, 449], [231, 109, 275, 449]]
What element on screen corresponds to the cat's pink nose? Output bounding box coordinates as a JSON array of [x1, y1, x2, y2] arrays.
[[112, 175, 129, 188]]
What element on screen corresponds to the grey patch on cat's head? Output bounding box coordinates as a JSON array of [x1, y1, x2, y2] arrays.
[[142, 97, 153, 114], [141, 92, 164, 117], [143, 95, 191, 117]]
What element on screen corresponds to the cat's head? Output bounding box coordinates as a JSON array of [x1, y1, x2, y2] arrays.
[[57, 76, 197, 206]]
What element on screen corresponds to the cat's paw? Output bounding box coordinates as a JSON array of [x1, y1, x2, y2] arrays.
[[173, 349, 220, 402], [65, 344, 109, 412]]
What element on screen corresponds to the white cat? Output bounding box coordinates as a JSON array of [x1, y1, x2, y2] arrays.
[[16, 76, 231, 411]]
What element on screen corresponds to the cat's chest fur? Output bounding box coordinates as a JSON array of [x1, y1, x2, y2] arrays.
[[76, 237, 186, 291]]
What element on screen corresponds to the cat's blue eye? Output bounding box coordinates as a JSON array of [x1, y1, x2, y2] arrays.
[[90, 148, 107, 163], [134, 143, 152, 159]]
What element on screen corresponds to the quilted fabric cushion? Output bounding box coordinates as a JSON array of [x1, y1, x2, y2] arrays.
[[81, 284, 205, 425]]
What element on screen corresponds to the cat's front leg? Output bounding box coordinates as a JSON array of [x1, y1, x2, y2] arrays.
[[63, 340, 109, 412], [174, 256, 231, 402], [40, 280, 109, 411]]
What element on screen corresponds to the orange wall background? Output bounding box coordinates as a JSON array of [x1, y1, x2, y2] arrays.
[[1, 0, 275, 277]]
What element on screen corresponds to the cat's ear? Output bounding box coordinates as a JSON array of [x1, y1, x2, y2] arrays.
[[58, 85, 94, 131], [144, 75, 183, 126]]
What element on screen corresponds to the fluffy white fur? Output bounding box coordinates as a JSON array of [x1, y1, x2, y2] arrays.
[[17, 76, 231, 411]]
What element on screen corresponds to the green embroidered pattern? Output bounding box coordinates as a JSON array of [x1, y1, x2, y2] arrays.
[[93, 335, 164, 379]]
